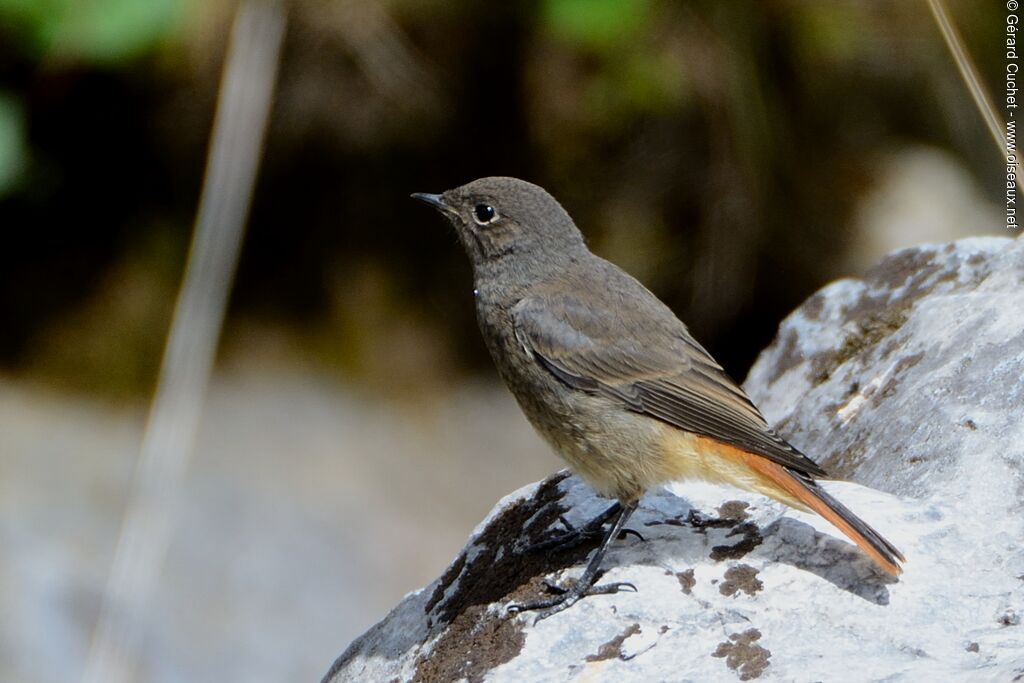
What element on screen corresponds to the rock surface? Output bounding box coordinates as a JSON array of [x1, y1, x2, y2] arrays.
[[324, 236, 1024, 682]]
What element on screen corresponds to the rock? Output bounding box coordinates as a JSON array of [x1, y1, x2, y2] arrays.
[[324, 237, 1024, 682], [745, 235, 1024, 505]]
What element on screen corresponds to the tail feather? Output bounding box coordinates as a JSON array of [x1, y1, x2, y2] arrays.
[[730, 447, 906, 575], [789, 470, 905, 575]]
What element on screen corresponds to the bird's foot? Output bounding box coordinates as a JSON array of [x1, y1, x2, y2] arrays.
[[508, 576, 637, 623], [525, 504, 644, 554], [525, 515, 606, 553]]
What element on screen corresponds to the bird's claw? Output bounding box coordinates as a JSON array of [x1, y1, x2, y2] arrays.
[[619, 528, 645, 542], [507, 578, 638, 622]]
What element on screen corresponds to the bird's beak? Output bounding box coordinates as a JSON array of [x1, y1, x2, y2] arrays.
[[410, 192, 446, 210], [411, 192, 454, 215]]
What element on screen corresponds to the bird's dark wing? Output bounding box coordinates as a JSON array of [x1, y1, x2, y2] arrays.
[[512, 289, 827, 478]]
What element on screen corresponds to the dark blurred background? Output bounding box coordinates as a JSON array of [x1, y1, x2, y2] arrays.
[[0, 0, 1005, 394], [0, 0, 1006, 681]]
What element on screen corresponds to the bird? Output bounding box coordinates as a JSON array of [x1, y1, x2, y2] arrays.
[[412, 176, 904, 620]]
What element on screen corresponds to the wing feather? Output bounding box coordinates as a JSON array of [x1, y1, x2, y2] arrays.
[[512, 291, 827, 478]]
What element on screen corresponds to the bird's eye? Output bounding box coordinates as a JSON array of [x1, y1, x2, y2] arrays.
[[473, 203, 498, 225]]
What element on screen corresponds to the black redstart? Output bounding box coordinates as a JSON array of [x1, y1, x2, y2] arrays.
[[412, 177, 904, 619]]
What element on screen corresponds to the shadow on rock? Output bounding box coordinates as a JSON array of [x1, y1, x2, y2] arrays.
[[758, 517, 896, 605], [641, 497, 894, 606]]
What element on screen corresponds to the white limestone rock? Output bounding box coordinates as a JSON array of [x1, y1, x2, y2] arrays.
[[324, 236, 1024, 682], [745, 235, 1024, 508]]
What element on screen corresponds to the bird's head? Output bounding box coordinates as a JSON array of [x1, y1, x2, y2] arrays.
[[412, 177, 586, 275]]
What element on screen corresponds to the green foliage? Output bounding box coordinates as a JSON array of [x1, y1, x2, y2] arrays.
[[538, 0, 687, 131], [584, 47, 688, 128], [542, 0, 650, 50], [791, 3, 870, 63], [0, 0, 185, 64], [0, 91, 28, 197]]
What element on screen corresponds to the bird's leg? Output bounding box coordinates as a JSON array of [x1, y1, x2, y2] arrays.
[[510, 501, 638, 622], [524, 502, 622, 553]]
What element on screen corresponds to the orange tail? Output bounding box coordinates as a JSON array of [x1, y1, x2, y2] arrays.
[[736, 450, 906, 576]]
